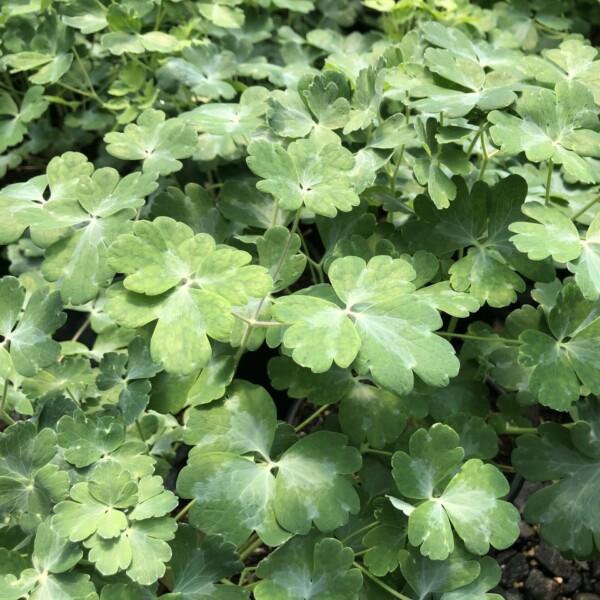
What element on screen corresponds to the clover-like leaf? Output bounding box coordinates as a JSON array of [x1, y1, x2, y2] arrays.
[[273, 255, 459, 395], [0, 276, 65, 377], [440, 556, 503, 600], [164, 525, 246, 599], [488, 81, 600, 183], [104, 109, 197, 175], [519, 283, 600, 409], [513, 397, 600, 556], [391, 425, 519, 560], [182, 86, 268, 161], [106, 216, 271, 374], [405, 175, 555, 307], [509, 203, 582, 263], [177, 383, 361, 545], [363, 498, 407, 576], [0, 519, 95, 600], [159, 44, 237, 100], [52, 462, 177, 584], [57, 409, 124, 468], [412, 117, 472, 209], [0, 86, 48, 153], [525, 39, 600, 105], [0, 422, 69, 532], [97, 337, 162, 425], [247, 138, 360, 218], [399, 544, 482, 599], [254, 530, 362, 600]]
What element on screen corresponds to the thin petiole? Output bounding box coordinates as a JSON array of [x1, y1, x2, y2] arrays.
[[294, 404, 331, 432], [437, 332, 522, 345]]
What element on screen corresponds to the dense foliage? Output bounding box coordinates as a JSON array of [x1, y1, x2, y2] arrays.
[[1, 0, 600, 598]]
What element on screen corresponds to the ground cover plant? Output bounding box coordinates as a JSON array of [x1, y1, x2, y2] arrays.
[[1, 0, 600, 598]]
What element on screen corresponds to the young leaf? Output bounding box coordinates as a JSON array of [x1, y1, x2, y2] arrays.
[[104, 109, 197, 175], [0, 276, 65, 377], [247, 138, 360, 218]]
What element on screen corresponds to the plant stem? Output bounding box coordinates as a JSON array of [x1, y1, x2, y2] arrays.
[[352, 562, 412, 600], [72, 47, 99, 100], [437, 332, 522, 345], [341, 521, 377, 544], [71, 315, 91, 343], [232, 313, 282, 327], [0, 379, 14, 425], [478, 129, 490, 179], [174, 499, 196, 522], [545, 158, 553, 205], [362, 448, 393, 458], [294, 404, 331, 432], [572, 195, 600, 220], [300, 233, 319, 285], [234, 209, 302, 367], [239, 536, 263, 560], [502, 426, 538, 435]]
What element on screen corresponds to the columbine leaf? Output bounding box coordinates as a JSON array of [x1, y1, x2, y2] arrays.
[[513, 397, 600, 556], [488, 81, 600, 183], [519, 283, 600, 409], [165, 525, 246, 599], [159, 44, 237, 100], [106, 216, 271, 374], [363, 498, 407, 576], [391, 425, 519, 560], [405, 175, 554, 307], [273, 255, 459, 395], [57, 409, 124, 468], [0, 422, 69, 532], [509, 203, 582, 263], [104, 109, 197, 175], [0, 86, 48, 153], [254, 530, 362, 600], [97, 336, 162, 425], [177, 384, 361, 545], [0, 276, 65, 377], [399, 544, 482, 599], [246, 138, 360, 218]]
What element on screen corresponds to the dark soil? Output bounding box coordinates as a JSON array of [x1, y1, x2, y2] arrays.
[[492, 481, 600, 600]]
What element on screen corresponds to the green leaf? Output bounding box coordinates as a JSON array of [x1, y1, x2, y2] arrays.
[[177, 384, 361, 544], [363, 498, 407, 576], [488, 81, 600, 183], [513, 398, 600, 556], [440, 556, 503, 600], [0, 422, 69, 532], [399, 545, 481, 599], [273, 256, 459, 394], [166, 525, 246, 599], [106, 216, 271, 374], [57, 409, 124, 468], [391, 426, 519, 559], [247, 138, 360, 218], [405, 175, 554, 307], [104, 109, 197, 175], [519, 283, 600, 409], [182, 86, 268, 161], [254, 530, 362, 600], [412, 117, 472, 209], [53, 462, 177, 584], [0, 276, 65, 377], [159, 44, 237, 100], [0, 86, 48, 153], [97, 337, 162, 425], [509, 203, 582, 262]]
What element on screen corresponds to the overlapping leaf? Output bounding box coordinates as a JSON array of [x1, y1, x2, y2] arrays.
[[272, 255, 460, 395], [177, 381, 361, 545], [389, 425, 519, 560], [106, 216, 272, 374]]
